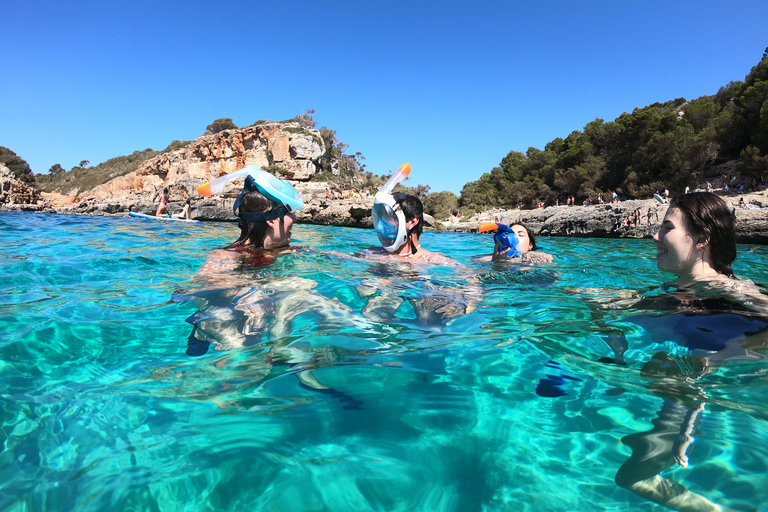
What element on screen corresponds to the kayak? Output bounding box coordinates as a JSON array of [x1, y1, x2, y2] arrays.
[[129, 212, 199, 223]]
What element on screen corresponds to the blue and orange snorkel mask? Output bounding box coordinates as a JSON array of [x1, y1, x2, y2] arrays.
[[479, 223, 522, 257]]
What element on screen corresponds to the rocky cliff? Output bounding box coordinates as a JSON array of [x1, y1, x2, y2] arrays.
[[0, 164, 44, 211], [33, 122, 380, 226], [2, 122, 767, 242]]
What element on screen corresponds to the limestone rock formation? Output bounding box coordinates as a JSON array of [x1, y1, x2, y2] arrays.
[[3, 123, 766, 242], [0, 164, 45, 211], [47, 123, 340, 218], [37, 122, 387, 227]]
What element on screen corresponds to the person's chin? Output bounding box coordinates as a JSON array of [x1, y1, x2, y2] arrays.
[[265, 240, 290, 250]]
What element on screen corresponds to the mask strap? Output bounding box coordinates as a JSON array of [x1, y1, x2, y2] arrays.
[[391, 194, 418, 254], [232, 175, 259, 216], [238, 204, 293, 223]]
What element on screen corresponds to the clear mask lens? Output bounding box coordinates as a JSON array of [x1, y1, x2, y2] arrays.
[[372, 203, 399, 243]]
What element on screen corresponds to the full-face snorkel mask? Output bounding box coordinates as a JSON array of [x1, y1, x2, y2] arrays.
[[372, 163, 411, 252], [197, 165, 304, 221], [478, 223, 522, 257]]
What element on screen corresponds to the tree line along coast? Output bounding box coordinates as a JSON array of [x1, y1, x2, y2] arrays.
[[2, 50, 768, 230]]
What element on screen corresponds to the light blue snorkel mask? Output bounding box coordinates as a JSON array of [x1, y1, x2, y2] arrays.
[[197, 165, 304, 222]]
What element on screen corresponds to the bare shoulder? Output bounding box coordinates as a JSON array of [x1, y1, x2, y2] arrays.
[[200, 248, 240, 271], [418, 250, 460, 266], [521, 251, 555, 263], [361, 247, 390, 259]]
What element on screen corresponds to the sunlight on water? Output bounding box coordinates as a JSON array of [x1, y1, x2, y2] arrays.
[[1, 212, 767, 511]]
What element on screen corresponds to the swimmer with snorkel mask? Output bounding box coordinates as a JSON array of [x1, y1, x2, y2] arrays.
[[182, 166, 365, 407], [365, 163, 456, 265], [194, 165, 304, 279], [357, 164, 479, 326], [475, 222, 554, 263]]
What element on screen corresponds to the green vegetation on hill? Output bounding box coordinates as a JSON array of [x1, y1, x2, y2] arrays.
[[7, 50, 768, 222], [34, 140, 192, 194], [0, 147, 35, 184], [35, 149, 160, 194], [458, 50, 768, 212]]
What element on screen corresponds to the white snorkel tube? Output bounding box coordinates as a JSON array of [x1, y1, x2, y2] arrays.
[[372, 163, 411, 252]]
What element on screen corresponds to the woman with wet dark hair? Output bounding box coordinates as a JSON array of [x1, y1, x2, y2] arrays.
[[476, 222, 554, 263], [603, 192, 768, 511], [229, 189, 295, 252], [656, 192, 736, 280]]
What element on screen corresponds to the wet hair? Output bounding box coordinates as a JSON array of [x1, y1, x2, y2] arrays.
[[670, 192, 736, 276], [512, 223, 539, 250], [230, 190, 279, 249], [396, 194, 424, 237]]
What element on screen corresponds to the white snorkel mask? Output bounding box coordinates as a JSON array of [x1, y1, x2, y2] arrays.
[[372, 163, 411, 252]]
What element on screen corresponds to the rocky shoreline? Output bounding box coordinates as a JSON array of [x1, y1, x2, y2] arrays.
[[4, 171, 767, 244], [439, 190, 768, 244], [2, 119, 767, 243]]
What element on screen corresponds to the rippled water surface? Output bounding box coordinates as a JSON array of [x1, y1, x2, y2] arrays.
[[2, 212, 768, 511]]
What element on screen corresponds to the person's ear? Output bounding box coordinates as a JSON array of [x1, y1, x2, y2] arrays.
[[266, 218, 280, 230], [695, 235, 709, 251], [406, 217, 420, 230]]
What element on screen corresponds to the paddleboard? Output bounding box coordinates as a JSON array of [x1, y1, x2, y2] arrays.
[[653, 193, 666, 204], [129, 212, 199, 223]]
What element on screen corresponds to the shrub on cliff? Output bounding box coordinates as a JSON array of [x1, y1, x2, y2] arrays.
[[0, 147, 35, 184], [161, 140, 192, 153], [206, 118, 238, 134]]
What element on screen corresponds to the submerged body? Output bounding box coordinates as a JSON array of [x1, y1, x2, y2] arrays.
[[597, 193, 768, 512]]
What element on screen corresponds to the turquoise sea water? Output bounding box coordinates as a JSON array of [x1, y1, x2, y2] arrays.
[[1, 211, 768, 512]]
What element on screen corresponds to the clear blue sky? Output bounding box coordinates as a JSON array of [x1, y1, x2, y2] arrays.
[[2, 0, 766, 194]]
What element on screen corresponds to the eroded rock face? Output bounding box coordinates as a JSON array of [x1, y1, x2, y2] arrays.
[[36, 122, 383, 227], [48, 122, 335, 216], [0, 164, 44, 211]]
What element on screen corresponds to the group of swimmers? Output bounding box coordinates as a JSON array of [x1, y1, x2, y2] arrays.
[[184, 165, 767, 512]]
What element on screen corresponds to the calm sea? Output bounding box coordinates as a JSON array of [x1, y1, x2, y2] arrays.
[[1, 212, 767, 512]]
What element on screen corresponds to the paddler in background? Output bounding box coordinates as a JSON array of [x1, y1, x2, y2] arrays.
[[155, 187, 169, 217], [171, 198, 192, 220]]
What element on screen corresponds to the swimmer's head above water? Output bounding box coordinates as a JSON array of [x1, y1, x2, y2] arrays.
[[654, 192, 736, 279], [198, 166, 303, 250], [480, 222, 541, 257], [372, 164, 424, 254]]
